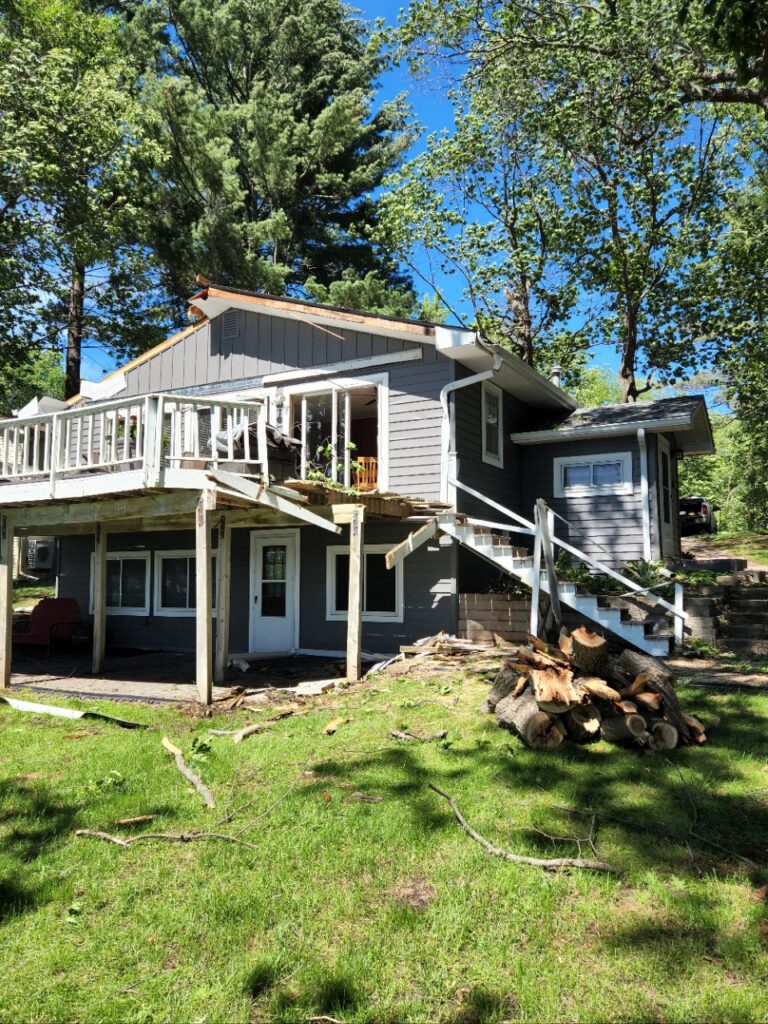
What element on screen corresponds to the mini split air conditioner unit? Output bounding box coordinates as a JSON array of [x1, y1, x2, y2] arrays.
[[26, 537, 54, 571]]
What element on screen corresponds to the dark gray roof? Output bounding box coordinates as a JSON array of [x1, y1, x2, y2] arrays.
[[563, 396, 704, 429], [510, 393, 715, 455]]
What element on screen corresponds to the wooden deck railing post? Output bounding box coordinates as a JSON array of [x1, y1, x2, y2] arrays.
[[0, 514, 14, 690], [195, 489, 216, 704], [214, 514, 231, 684], [346, 506, 365, 682], [92, 523, 108, 674]]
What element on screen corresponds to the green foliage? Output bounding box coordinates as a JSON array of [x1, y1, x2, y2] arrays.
[[131, 0, 413, 306], [571, 367, 624, 409], [393, 0, 756, 398], [0, 349, 65, 416], [678, 414, 761, 531], [305, 269, 419, 320]]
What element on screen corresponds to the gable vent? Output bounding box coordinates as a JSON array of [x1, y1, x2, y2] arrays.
[[222, 309, 240, 342]]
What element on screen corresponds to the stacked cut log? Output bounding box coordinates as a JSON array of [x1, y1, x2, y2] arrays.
[[486, 626, 706, 752]]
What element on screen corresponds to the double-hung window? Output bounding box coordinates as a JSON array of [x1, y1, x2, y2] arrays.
[[481, 382, 503, 467], [155, 551, 217, 616], [553, 452, 633, 497], [89, 552, 150, 616], [326, 544, 403, 622]]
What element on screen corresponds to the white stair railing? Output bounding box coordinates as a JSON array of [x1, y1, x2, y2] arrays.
[[448, 477, 686, 627]]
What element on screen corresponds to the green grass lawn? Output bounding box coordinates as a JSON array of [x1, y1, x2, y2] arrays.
[[1, 673, 768, 1023], [12, 583, 55, 610]]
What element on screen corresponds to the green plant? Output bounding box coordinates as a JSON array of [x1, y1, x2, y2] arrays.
[[681, 570, 719, 586], [686, 636, 721, 658]]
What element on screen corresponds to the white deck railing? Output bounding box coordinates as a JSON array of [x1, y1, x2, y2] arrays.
[[0, 393, 269, 498]]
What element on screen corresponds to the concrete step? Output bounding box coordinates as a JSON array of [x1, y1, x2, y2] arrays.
[[720, 610, 768, 625], [718, 624, 768, 639], [727, 598, 768, 612], [719, 638, 768, 655]]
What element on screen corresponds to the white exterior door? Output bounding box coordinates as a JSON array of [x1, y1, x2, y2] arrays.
[[657, 436, 675, 557], [249, 530, 299, 653]]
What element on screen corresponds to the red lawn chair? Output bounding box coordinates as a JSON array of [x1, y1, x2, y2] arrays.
[[12, 597, 81, 656]]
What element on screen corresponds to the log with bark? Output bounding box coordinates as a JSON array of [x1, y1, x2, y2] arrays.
[[484, 625, 704, 754], [495, 688, 564, 749]]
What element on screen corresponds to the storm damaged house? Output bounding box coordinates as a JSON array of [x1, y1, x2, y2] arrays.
[[0, 285, 714, 701]]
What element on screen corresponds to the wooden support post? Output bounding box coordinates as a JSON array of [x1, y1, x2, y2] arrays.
[[195, 489, 216, 704], [0, 514, 14, 690], [674, 582, 685, 649], [92, 522, 107, 674], [346, 506, 365, 682], [214, 514, 231, 683]]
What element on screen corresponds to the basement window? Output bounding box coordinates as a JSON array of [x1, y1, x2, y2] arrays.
[[89, 552, 150, 616], [553, 452, 633, 497], [481, 382, 503, 468], [326, 544, 404, 623], [154, 551, 217, 617]]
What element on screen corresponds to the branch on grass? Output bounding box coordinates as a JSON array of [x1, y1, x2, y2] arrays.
[[76, 828, 258, 850], [427, 784, 616, 873], [162, 736, 215, 807]]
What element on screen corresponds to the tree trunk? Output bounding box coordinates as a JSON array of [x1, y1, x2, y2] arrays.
[[570, 627, 610, 677], [482, 661, 526, 714], [495, 688, 564, 748], [528, 665, 580, 714], [505, 275, 534, 366], [65, 262, 85, 400], [600, 712, 647, 744]]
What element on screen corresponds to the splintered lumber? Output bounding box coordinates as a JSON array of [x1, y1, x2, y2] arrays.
[[481, 662, 527, 714], [161, 736, 215, 807], [600, 712, 647, 744], [562, 704, 601, 744], [570, 627, 609, 677], [528, 634, 571, 666], [683, 713, 706, 738], [613, 699, 638, 715], [495, 689, 564, 749], [528, 665, 581, 714], [579, 676, 622, 703]]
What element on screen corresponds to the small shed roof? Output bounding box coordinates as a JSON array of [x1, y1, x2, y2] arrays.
[[510, 394, 715, 455]]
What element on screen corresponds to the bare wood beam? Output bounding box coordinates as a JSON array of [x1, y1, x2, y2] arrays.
[[92, 523, 107, 674], [214, 515, 231, 684], [10, 490, 203, 529], [195, 490, 216, 705], [346, 507, 364, 682], [385, 518, 439, 570], [206, 470, 341, 534], [0, 515, 14, 690]]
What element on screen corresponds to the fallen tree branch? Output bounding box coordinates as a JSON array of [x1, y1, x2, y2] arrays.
[[161, 736, 215, 807], [427, 784, 615, 872], [75, 828, 258, 850]]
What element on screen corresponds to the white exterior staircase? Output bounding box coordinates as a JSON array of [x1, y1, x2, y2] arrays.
[[437, 508, 678, 658]]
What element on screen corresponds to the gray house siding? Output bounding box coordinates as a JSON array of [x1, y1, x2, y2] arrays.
[[122, 311, 420, 397], [453, 368, 545, 522], [58, 521, 458, 656], [299, 522, 457, 654], [519, 436, 650, 566]]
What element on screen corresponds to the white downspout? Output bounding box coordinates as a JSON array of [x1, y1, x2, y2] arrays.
[[637, 427, 652, 560], [439, 355, 503, 505]]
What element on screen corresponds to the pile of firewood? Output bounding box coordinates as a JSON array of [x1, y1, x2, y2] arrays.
[[484, 626, 706, 752]]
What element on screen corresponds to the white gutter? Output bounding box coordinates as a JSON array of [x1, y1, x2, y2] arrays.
[[439, 356, 503, 504], [637, 427, 652, 560]]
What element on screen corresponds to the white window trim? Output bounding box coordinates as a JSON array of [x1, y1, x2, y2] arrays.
[[154, 549, 217, 618], [325, 543, 404, 623], [553, 451, 633, 498], [481, 381, 504, 468], [89, 551, 150, 617]]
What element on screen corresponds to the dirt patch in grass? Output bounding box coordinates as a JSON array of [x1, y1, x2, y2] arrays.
[[391, 876, 436, 912]]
